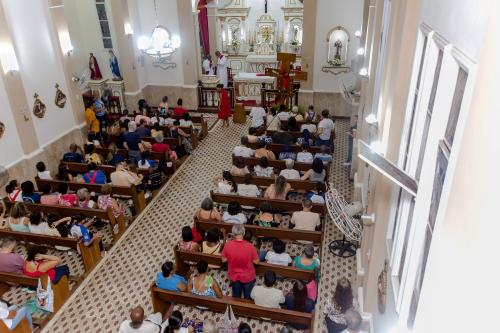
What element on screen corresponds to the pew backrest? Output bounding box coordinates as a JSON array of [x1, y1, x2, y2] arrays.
[[231, 174, 319, 192], [248, 142, 322, 154], [234, 155, 331, 177]]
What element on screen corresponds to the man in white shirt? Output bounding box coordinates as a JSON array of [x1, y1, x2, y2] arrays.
[[249, 106, 267, 130], [279, 159, 300, 180], [341, 309, 367, 333], [297, 144, 314, 163], [237, 174, 260, 197], [202, 55, 213, 75], [118, 306, 162, 333], [111, 162, 144, 187], [290, 199, 321, 231], [233, 136, 254, 157], [215, 51, 228, 87], [300, 119, 317, 134], [276, 104, 291, 121], [316, 109, 335, 146], [0, 301, 33, 331], [250, 270, 285, 308]]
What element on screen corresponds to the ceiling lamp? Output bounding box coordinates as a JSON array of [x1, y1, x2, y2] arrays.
[[137, 0, 181, 67]]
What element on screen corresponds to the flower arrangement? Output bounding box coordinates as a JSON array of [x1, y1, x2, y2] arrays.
[[230, 28, 240, 48], [328, 58, 343, 66]]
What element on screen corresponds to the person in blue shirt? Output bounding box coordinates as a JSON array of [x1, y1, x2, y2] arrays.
[[156, 261, 187, 292], [20, 181, 41, 203], [82, 163, 106, 184], [123, 121, 142, 164], [62, 143, 84, 163]]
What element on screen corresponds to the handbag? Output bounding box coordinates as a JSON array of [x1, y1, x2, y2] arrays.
[[218, 304, 238, 333], [36, 277, 54, 312]]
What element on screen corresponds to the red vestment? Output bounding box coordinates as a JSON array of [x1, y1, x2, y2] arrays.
[[218, 89, 231, 120]]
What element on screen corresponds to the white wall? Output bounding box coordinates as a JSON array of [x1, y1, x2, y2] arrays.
[[0, 77, 23, 167], [63, 0, 116, 80], [131, 0, 184, 86], [3, 0, 75, 146], [246, 0, 286, 36], [313, 0, 364, 92]]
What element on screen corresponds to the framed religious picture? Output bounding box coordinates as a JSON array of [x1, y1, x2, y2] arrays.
[[33, 93, 46, 118], [54, 83, 67, 108], [0, 121, 4, 138]]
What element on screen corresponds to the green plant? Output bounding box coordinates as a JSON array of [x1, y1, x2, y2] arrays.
[[328, 58, 343, 66]]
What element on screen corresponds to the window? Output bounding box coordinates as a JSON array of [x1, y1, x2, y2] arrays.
[[95, 0, 113, 49]]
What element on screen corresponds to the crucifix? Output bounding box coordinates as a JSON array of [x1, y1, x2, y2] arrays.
[[265, 0, 268, 13], [265, 52, 308, 108]]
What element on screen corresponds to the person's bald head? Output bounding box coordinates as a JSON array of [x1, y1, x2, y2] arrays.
[[129, 306, 145, 328]]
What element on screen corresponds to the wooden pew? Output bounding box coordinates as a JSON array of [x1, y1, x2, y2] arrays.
[[35, 177, 146, 216], [231, 174, 319, 192], [247, 142, 322, 154], [233, 155, 331, 178], [32, 180, 127, 241], [151, 285, 315, 329], [0, 273, 70, 313], [0, 229, 101, 273], [194, 219, 323, 245], [174, 248, 315, 281], [63, 161, 151, 177], [0, 318, 31, 333], [279, 119, 318, 129], [94, 147, 168, 161], [210, 191, 325, 215], [146, 125, 200, 149]]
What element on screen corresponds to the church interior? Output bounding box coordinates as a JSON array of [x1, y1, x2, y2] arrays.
[[0, 0, 497, 332]]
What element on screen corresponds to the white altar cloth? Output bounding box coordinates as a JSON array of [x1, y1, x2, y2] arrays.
[[234, 72, 276, 102], [245, 54, 279, 73]]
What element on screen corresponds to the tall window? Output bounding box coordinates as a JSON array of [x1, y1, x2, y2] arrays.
[[406, 67, 468, 328], [96, 0, 113, 49]]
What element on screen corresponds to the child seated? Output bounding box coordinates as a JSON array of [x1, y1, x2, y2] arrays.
[[36, 161, 52, 180], [250, 270, 285, 308], [264, 239, 292, 266]]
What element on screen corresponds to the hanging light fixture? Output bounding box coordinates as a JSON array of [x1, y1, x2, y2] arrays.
[[137, 0, 181, 68]]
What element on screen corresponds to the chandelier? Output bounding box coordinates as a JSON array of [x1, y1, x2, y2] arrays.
[[137, 0, 181, 68]]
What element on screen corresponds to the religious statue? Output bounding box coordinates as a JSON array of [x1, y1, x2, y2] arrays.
[[109, 50, 122, 81], [33, 93, 46, 119], [89, 53, 102, 80], [334, 39, 343, 61], [54, 83, 67, 108]]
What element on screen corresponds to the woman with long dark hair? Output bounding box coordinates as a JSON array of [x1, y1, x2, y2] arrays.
[[264, 175, 291, 200], [284, 280, 316, 329], [324, 277, 359, 333]]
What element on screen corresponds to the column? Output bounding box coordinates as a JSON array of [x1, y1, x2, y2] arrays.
[[0, 4, 38, 154], [48, 0, 85, 125], [298, 0, 316, 106]]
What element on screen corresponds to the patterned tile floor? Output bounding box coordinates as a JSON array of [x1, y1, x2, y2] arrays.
[[38, 114, 355, 333]]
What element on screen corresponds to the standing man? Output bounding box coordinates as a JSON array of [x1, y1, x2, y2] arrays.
[[215, 51, 228, 87], [316, 109, 335, 147], [202, 54, 213, 75], [345, 115, 358, 166]]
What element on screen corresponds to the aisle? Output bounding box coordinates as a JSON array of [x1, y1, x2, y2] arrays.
[[43, 120, 251, 332]]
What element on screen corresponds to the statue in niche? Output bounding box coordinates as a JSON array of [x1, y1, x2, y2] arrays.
[[334, 39, 343, 61], [33, 93, 46, 119], [89, 53, 102, 80], [54, 83, 67, 109], [0, 121, 4, 139], [108, 50, 122, 81]]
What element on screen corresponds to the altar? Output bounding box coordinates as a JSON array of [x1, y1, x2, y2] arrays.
[[245, 54, 279, 73], [234, 72, 275, 103]]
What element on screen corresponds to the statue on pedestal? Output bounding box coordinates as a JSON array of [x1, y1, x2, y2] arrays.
[[89, 53, 102, 80], [109, 50, 122, 81]]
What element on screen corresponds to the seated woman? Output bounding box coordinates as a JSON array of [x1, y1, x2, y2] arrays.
[[284, 281, 316, 330], [297, 129, 314, 147], [57, 182, 77, 207], [296, 143, 314, 163], [40, 184, 59, 205], [222, 201, 247, 224], [306, 182, 326, 204], [188, 260, 223, 298], [212, 171, 237, 194], [82, 163, 106, 185], [194, 198, 221, 222], [253, 202, 280, 227], [287, 116, 300, 132], [264, 175, 291, 200], [155, 260, 187, 292], [97, 184, 123, 218], [301, 158, 326, 182], [180, 112, 194, 128], [230, 156, 250, 176], [202, 228, 223, 268], [263, 239, 292, 266], [77, 188, 96, 209], [150, 122, 164, 138], [23, 246, 70, 283], [278, 145, 297, 161], [293, 244, 320, 271], [138, 151, 157, 169], [106, 143, 125, 166], [254, 141, 276, 161], [84, 144, 103, 165], [56, 163, 73, 182], [254, 157, 274, 178], [237, 174, 260, 198], [178, 226, 200, 252], [8, 202, 30, 232]]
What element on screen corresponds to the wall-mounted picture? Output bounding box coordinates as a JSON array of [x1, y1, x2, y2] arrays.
[[54, 84, 67, 108], [33, 93, 46, 118]]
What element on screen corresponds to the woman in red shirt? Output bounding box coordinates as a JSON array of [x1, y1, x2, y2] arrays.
[[217, 84, 231, 127], [221, 224, 259, 299], [23, 247, 70, 283]]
